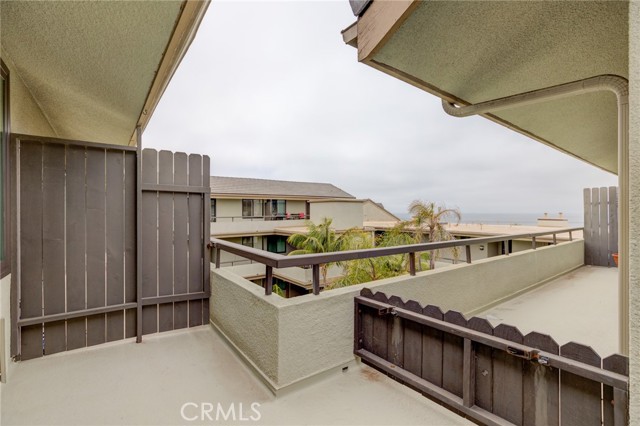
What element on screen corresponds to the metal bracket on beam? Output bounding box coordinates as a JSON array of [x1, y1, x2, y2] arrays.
[[377, 307, 395, 316]]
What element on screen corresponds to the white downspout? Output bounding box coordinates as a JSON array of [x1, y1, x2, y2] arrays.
[[442, 74, 630, 355]]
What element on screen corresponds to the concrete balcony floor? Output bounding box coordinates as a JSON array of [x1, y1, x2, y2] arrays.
[[1, 326, 472, 426], [479, 265, 619, 356]]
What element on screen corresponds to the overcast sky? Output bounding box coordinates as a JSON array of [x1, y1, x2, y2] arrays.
[[144, 1, 617, 216]]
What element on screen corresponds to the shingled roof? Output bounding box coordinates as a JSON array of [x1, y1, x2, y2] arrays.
[[210, 176, 355, 199]]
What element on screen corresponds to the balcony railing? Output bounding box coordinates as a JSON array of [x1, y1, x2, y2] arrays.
[[210, 227, 583, 296], [211, 214, 309, 222]]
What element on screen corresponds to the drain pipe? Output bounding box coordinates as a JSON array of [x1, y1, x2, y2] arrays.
[[442, 74, 629, 355]]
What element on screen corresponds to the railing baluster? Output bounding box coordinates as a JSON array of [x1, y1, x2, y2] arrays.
[[553, 234, 557, 245], [532, 236, 537, 250], [569, 231, 573, 241], [265, 265, 273, 295], [215, 247, 220, 268], [409, 252, 416, 276], [312, 264, 320, 295], [465, 245, 471, 264]]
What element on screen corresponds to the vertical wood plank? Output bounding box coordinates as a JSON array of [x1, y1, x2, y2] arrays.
[[360, 290, 375, 353], [388, 296, 404, 367], [86, 148, 106, 347], [158, 151, 174, 332], [66, 145, 87, 350], [135, 137, 143, 342], [492, 324, 524, 425], [591, 188, 601, 266], [600, 187, 610, 266], [584, 188, 592, 265], [202, 155, 211, 322], [20, 325, 43, 361], [9, 137, 18, 358], [141, 149, 158, 334], [124, 152, 137, 306], [173, 152, 189, 329], [188, 154, 203, 326], [403, 300, 423, 377], [462, 338, 475, 407], [467, 317, 494, 411], [372, 292, 389, 359], [422, 305, 444, 387], [106, 150, 125, 342], [602, 354, 628, 426], [523, 332, 560, 426], [125, 308, 136, 339], [19, 141, 44, 359], [42, 143, 66, 355], [560, 342, 602, 426], [608, 186, 618, 265], [442, 310, 466, 398]]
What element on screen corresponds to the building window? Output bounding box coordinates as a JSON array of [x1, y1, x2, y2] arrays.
[[0, 60, 9, 278], [270, 200, 286, 217], [242, 199, 263, 218], [242, 199, 252, 217], [241, 236, 253, 247], [267, 235, 287, 254], [210, 198, 216, 222]]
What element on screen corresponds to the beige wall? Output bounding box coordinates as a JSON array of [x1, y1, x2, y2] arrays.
[[309, 200, 364, 230], [629, 3, 639, 424], [0, 273, 11, 383], [363, 200, 398, 222], [2, 50, 56, 137], [211, 240, 583, 392], [214, 199, 242, 219]]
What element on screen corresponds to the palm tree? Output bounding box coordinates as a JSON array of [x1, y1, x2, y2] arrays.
[[287, 218, 355, 287], [331, 225, 428, 288], [406, 200, 461, 269]]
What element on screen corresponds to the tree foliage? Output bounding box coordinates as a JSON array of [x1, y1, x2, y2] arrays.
[[405, 200, 461, 269], [286, 217, 357, 286]]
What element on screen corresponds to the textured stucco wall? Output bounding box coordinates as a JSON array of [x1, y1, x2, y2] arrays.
[[629, 3, 639, 424], [309, 201, 364, 230], [210, 269, 281, 386], [2, 50, 56, 137], [212, 240, 583, 390], [0, 274, 11, 382]]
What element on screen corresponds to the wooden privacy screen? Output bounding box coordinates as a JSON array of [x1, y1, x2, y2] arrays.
[[355, 289, 629, 426], [140, 148, 210, 335], [584, 186, 618, 267], [10, 135, 210, 360]]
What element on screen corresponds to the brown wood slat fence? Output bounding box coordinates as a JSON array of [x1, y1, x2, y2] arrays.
[[10, 135, 210, 360], [355, 289, 628, 426], [584, 186, 618, 267]]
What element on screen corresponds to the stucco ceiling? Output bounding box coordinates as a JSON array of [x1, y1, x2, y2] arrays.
[[1, 0, 184, 145], [371, 1, 628, 173]]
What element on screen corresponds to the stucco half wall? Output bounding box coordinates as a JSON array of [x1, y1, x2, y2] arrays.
[[211, 240, 584, 393]]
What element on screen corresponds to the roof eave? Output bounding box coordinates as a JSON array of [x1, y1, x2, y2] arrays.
[[129, 0, 210, 146]]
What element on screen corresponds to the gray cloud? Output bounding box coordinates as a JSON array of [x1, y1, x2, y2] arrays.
[[145, 1, 617, 217]]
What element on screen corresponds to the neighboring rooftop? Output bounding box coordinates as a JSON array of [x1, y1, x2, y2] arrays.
[[210, 176, 355, 199]]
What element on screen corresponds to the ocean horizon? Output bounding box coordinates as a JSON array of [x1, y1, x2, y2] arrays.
[[392, 212, 583, 227]]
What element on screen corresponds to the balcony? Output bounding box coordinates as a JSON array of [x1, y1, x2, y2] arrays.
[[210, 215, 309, 238], [2, 227, 623, 426]]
